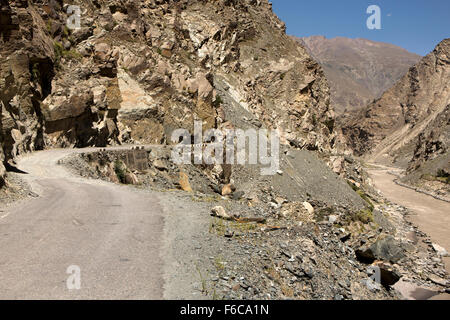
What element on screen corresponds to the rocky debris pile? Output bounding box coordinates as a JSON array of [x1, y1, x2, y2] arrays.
[[63, 146, 222, 194], [62, 144, 370, 216], [61, 146, 449, 299], [0, 171, 35, 206], [205, 214, 399, 300], [202, 193, 448, 300], [347, 193, 450, 296], [326, 153, 367, 185]]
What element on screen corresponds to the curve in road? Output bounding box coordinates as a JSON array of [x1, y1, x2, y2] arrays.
[[0, 149, 166, 299]]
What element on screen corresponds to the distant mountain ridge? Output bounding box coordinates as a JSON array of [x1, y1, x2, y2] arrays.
[[295, 36, 421, 115]]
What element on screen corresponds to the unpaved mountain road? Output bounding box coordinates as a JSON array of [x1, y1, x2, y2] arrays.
[[367, 164, 450, 274], [0, 148, 212, 299]]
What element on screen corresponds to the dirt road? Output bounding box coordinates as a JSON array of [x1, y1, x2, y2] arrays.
[[367, 164, 450, 274], [0, 148, 212, 299]]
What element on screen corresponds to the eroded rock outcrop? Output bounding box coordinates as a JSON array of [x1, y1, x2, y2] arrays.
[[1, 0, 336, 187], [0, 0, 54, 168], [342, 39, 450, 163], [407, 105, 449, 174], [400, 104, 450, 197], [0, 0, 121, 184], [104, 0, 336, 151]]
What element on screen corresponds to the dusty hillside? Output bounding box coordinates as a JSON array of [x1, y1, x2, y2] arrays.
[[342, 38, 450, 164], [297, 36, 421, 115], [400, 105, 450, 199], [407, 105, 450, 174], [0, 0, 336, 186]]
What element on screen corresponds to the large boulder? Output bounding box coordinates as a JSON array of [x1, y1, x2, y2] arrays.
[[356, 236, 407, 264], [372, 262, 402, 287]]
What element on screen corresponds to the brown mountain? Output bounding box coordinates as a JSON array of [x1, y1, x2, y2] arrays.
[[296, 36, 421, 115], [342, 38, 450, 173]]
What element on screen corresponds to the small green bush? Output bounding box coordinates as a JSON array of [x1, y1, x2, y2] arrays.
[[31, 62, 40, 81], [114, 160, 126, 183], [63, 49, 82, 61], [436, 169, 449, 178], [354, 209, 374, 224], [213, 95, 223, 108], [53, 41, 82, 68]]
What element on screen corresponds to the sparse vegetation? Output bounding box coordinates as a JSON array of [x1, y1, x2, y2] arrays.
[[195, 264, 208, 294], [324, 119, 335, 133], [63, 49, 83, 61], [436, 169, 450, 184], [213, 255, 226, 272], [312, 113, 317, 126], [114, 160, 126, 183], [63, 25, 70, 37], [46, 19, 53, 34], [31, 62, 40, 82], [209, 216, 258, 237], [422, 172, 450, 185], [53, 41, 64, 67], [53, 41, 82, 68], [356, 189, 375, 212], [352, 208, 374, 224], [347, 180, 375, 212], [213, 95, 223, 108]]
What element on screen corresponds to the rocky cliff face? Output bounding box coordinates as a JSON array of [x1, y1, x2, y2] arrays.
[[297, 36, 421, 116], [0, 0, 54, 176], [0, 0, 335, 185], [404, 104, 449, 184], [0, 0, 120, 182], [342, 39, 450, 164]]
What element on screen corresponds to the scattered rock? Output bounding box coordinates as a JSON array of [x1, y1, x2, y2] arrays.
[[302, 202, 314, 215], [373, 262, 401, 287], [356, 236, 406, 264], [428, 275, 448, 287], [361, 278, 382, 292], [232, 191, 245, 200], [153, 160, 168, 171], [432, 243, 448, 257], [328, 215, 338, 224], [221, 184, 235, 196], [179, 172, 193, 192], [123, 171, 138, 185], [211, 206, 232, 220]]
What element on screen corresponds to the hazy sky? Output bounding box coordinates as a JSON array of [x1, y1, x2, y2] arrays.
[[271, 0, 450, 56]]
